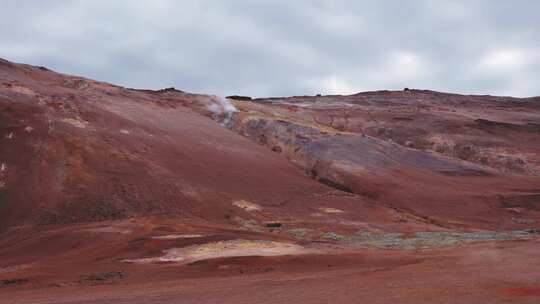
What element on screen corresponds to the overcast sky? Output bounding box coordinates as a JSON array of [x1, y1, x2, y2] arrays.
[[1, 1, 539, 97]]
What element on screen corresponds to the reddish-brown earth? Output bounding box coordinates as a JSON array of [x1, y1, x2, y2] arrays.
[[0, 58, 539, 303]]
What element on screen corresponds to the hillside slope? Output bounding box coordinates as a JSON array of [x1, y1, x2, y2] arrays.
[[1, 58, 539, 304], [0, 58, 393, 230]]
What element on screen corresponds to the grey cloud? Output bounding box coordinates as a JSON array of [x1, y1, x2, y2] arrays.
[[0, 0, 539, 97]]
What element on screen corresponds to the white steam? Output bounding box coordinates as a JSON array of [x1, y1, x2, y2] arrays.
[[207, 96, 238, 127]]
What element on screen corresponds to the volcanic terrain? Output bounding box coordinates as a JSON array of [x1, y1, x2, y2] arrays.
[[0, 58, 539, 303]]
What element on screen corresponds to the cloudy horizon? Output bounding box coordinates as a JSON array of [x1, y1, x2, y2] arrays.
[[1, 0, 539, 98]]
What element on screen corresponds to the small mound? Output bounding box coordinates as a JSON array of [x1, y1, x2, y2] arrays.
[[233, 200, 261, 211]]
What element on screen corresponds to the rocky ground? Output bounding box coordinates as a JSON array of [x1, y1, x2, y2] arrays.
[[0, 58, 539, 303]]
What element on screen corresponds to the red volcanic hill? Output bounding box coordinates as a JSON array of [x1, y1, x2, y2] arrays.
[[0, 58, 539, 304], [0, 58, 339, 229]]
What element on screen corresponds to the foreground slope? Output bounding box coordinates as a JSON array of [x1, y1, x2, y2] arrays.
[[0, 58, 539, 303]]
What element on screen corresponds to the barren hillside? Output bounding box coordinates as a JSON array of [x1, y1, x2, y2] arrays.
[[1, 58, 539, 304]]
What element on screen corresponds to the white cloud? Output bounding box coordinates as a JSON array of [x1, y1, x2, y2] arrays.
[[321, 75, 359, 95], [389, 51, 425, 80], [480, 48, 533, 72], [0, 1, 539, 97]]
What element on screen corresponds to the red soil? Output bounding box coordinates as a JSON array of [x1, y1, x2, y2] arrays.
[[0, 58, 539, 303]]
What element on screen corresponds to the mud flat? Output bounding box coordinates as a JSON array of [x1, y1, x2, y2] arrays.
[[125, 239, 308, 264]]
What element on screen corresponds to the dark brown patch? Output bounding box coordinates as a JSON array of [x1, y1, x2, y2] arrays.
[[506, 287, 540, 297], [474, 118, 540, 133], [1, 278, 29, 286], [501, 194, 540, 211]]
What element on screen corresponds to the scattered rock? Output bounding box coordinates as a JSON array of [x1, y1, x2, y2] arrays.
[[80, 271, 125, 285], [322, 232, 345, 241], [63, 79, 89, 90], [226, 95, 252, 101], [348, 230, 539, 250], [512, 217, 536, 224], [157, 87, 184, 93], [288, 228, 309, 239], [266, 222, 282, 228], [62, 117, 89, 129], [271, 145, 282, 153], [234, 217, 263, 232]]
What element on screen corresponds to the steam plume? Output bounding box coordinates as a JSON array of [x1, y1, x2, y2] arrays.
[[207, 96, 238, 127]]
